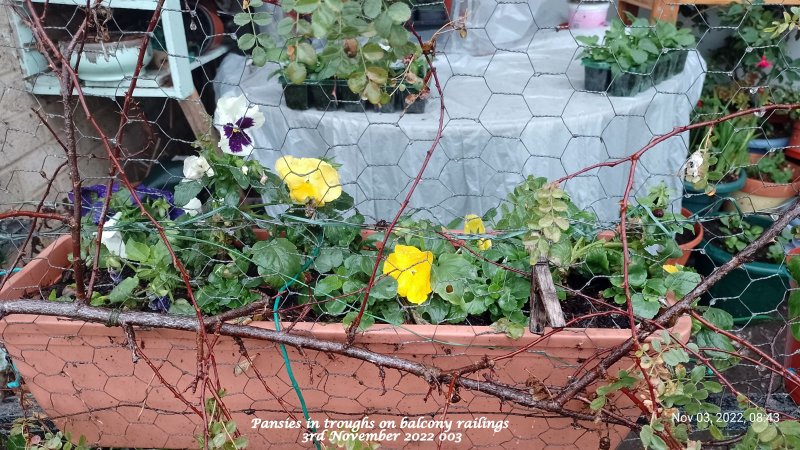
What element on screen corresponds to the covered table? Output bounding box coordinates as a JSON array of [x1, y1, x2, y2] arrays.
[[213, 2, 705, 223]]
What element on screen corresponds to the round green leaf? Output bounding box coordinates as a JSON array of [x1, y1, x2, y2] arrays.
[[363, 0, 382, 19], [237, 33, 256, 51], [387, 2, 411, 23]]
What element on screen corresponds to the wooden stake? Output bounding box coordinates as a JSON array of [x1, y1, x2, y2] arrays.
[[529, 259, 565, 334]]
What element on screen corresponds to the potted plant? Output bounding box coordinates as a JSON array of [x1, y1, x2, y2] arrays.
[[64, 32, 153, 82], [771, 87, 800, 161], [730, 151, 800, 213], [783, 246, 800, 404], [683, 102, 756, 215], [576, 16, 694, 96], [694, 214, 793, 321], [0, 103, 698, 448], [262, 1, 418, 112], [652, 19, 696, 83], [577, 17, 658, 97]]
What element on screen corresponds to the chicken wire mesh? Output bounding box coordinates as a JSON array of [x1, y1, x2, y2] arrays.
[[0, 0, 800, 449]]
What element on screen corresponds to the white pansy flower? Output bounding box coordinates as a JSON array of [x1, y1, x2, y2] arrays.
[[183, 155, 214, 180], [98, 212, 127, 259], [182, 197, 203, 217], [682, 150, 706, 184], [215, 94, 265, 157]]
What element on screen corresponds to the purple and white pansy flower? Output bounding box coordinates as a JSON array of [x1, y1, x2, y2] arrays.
[[215, 94, 264, 157]]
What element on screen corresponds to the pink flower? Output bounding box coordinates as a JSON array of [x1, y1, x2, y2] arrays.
[[757, 55, 772, 69]]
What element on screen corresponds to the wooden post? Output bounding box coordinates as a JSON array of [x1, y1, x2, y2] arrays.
[[529, 259, 565, 334], [177, 88, 216, 141]]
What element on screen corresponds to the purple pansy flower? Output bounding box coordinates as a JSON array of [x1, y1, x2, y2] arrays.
[[68, 183, 185, 223], [214, 94, 265, 157], [148, 295, 171, 313]]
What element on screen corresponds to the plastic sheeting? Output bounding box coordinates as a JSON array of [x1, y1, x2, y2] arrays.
[[214, 2, 705, 224]]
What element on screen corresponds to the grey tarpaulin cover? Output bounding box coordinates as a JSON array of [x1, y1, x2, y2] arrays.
[[214, 1, 705, 223]]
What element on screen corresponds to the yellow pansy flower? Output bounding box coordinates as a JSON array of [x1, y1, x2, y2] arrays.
[[275, 156, 342, 206], [662, 264, 679, 274], [383, 245, 433, 305], [464, 214, 492, 251]]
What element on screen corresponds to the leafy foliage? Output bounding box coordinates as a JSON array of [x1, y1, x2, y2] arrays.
[[746, 151, 796, 184], [577, 16, 694, 77]]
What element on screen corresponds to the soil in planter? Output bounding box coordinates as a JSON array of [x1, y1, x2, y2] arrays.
[[702, 219, 776, 263], [675, 226, 697, 246], [32, 266, 636, 330], [560, 273, 630, 329]]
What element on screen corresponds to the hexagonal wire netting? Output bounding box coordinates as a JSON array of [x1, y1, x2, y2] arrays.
[[1, 0, 800, 449]]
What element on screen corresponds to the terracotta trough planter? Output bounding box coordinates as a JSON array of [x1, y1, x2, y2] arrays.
[[0, 236, 692, 449], [667, 208, 704, 266], [730, 153, 800, 214]]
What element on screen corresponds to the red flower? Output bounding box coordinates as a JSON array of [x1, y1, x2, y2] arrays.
[[757, 55, 772, 69], [697, 100, 704, 108]]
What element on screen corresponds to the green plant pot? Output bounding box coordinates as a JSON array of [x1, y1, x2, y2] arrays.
[[682, 169, 748, 216], [582, 59, 611, 92], [694, 215, 790, 322], [373, 91, 400, 113], [608, 66, 654, 97], [335, 84, 365, 112], [308, 79, 339, 111], [280, 77, 309, 111], [671, 50, 688, 77], [653, 53, 673, 84], [401, 90, 427, 114]]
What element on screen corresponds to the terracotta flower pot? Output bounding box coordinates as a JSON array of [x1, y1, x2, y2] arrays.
[[667, 208, 703, 266], [0, 236, 691, 449], [787, 121, 800, 161], [784, 247, 800, 405], [730, 153, 800, 214]]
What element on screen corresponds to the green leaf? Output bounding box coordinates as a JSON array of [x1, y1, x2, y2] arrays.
[[418, 297, 448, 323], [250, 238, 302, 289], [252, 12, 272, 26], [591, 396, 607, 410], [277, 17, 295, 36], [629, 48, 649, 64], [703, 307, 734, 330], [363, 0, 381, 19], [315, 275, 343, 296], [777, 420, 800, 435], [662, 348, 690, 366], [491, 317, 525, 339], [361, 42, 385, 62], [285, 61, 308, 84], [387, 2, 412, 23], [109, 276, 139, 303], [238, 33, 256, 51], [296, 42, 318, 67], [294, 0, 320, 14], [632, 293, 660, 319], [639, 38, 660, 54], [628, 262, 648, 288], [125, 240, 151, 262], [233, 13, 252, 26], [314, 247, 344, 273], [174, 180, 203, 207], [789, 257, 800, 283], [252, 46, 268, 67], [370, 276, 398, 299], [348, 71, 368, 94], [585, 247, 610, 273], [366, 66, 388, 85], [169, 298, 195, 315], [664, 271, 701, 298], [431, 253, 478, 303]]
